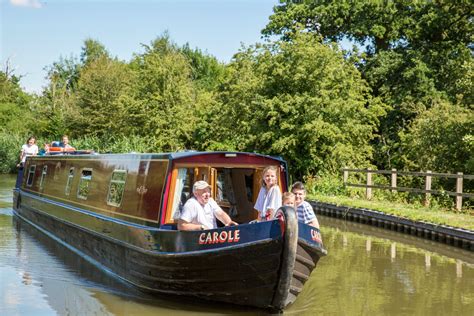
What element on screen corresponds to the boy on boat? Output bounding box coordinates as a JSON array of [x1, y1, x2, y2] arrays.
[[291, 182, 320, 228], [178, 180, 238, 231]]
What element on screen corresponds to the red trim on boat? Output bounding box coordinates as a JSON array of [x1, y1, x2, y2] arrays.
[[160, 169, 173, 225]]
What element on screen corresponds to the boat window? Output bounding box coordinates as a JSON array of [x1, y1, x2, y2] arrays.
[[65, 167, 75, 196], [107, 170, 127, 207], [39, 165, 48, 190], [214, 168, 256, 222], [166, 166, 261, 225], [54, 162, 61, 180], [170, 168, 195, 221], [77, 169, 93, 200], [26, 165, 36, 187], [216, 169, 237, 215]]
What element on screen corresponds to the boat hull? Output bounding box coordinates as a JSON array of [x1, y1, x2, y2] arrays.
[[13, 190, 326, 310]]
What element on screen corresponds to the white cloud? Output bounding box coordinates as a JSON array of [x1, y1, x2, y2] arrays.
[[10, 0, 43, 9]]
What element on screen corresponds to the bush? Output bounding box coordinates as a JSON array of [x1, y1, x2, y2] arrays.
[[304, 174, 347, 196], [72, 135, 154, 154], [0, 132, 26, 173]]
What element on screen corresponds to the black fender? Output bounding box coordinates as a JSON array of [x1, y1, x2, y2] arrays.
[[271, 205, 298, 311]]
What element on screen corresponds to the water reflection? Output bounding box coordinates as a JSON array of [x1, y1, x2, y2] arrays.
[[2, 210, 259, 315], [0, 174, 473, 315], [293, 217, 474, 316]]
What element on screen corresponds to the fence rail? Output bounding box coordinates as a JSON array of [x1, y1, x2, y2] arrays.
[[342, 168, 474, 211]]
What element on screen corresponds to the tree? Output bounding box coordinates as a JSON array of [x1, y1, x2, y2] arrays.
[[38, 39, 115, 138], [73, 56, 134, 137], [80, 38, 110, 66], [128, 35, 198, 151], [205, 33, 385, 178], [400, 100, 474, 174], [0, 70, 33, 134], [262, 0, 473, 170], [179, 44, 227, 91]]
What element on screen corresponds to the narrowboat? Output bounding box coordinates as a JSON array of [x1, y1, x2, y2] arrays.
[[13, 151, 326, 311]]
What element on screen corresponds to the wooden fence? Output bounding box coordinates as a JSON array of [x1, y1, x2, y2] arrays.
[[342, 168, 474, 211]]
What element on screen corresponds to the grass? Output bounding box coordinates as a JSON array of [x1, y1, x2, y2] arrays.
[[308, 193, 474, 231]]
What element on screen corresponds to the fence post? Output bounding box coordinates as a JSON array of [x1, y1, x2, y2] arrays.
[[424, 170, 431, 207], [456, 172, 463, 211], [391, 168, 397, 193], [343, 169, 348, 185], [366, 168, 372, 200]]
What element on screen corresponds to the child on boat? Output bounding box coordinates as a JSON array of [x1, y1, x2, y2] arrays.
[[282, 192, 296, 208], [254, 165, 282, 221], [291, 181, 320, 228]]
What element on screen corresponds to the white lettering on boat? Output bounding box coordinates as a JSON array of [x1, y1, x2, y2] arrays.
[[199, 230, 240, 245], [311, 229, 322, 243]]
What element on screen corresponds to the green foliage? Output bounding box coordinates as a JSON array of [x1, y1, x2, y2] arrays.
[[204, 33, 385, 177], [264, 1, 473, 58], [263, 0, 474, 171], [80, 38, 110, 66], [38, 39, 112, 137], [0, 102, 33, 134], [179, 44, 227, 91], [0, 132, 25, 173], [127, 35, 198, 151], [72, 135, 153, 153], [0, 71, 33, 135], [0, 71, 30, 104], [44, 55, 81, 93], [303, 174, 347, 196], [73, 56, 134, 136], [400, 100, 474, 174]]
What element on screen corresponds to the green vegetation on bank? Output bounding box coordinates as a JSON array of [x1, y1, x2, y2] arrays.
[[305, 173, 473, 229], [309, 193, 474, 231]]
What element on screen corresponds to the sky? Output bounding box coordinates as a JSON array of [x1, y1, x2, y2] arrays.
[[1, 0, 278, 93]]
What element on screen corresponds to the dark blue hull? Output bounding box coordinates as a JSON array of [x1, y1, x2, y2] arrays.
[[13, 189, 326, 310]]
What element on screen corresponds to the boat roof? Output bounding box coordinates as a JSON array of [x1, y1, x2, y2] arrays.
[[170, 151, 286, 163], [32, 151, 287, 164]]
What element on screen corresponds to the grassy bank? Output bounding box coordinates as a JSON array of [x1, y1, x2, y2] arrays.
[[309, 193, 474, 231]]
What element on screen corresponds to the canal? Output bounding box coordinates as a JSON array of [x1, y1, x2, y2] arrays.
[[1, 174, 473, 315]]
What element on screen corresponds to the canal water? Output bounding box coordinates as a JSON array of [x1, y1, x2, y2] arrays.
[[1, 174, 473, 315]]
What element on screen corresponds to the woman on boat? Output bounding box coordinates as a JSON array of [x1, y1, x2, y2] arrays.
[[254, 165, 282, 221], [17, 136, 38, 167]]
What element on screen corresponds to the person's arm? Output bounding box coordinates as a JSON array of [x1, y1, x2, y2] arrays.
[[265, 186, 282, 220], [308, 217, 320, 229], [177, 219, 206, 231], [304, 202, 320, 229], [19, 145, 25, 160], [209, 198, 237, 226], [18, 147, 25, 166], [215, 209, 238, 226], [254, 187, 264, 214]]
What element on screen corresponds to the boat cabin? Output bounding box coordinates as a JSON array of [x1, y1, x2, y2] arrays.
[[20, 151, 288, 228]]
